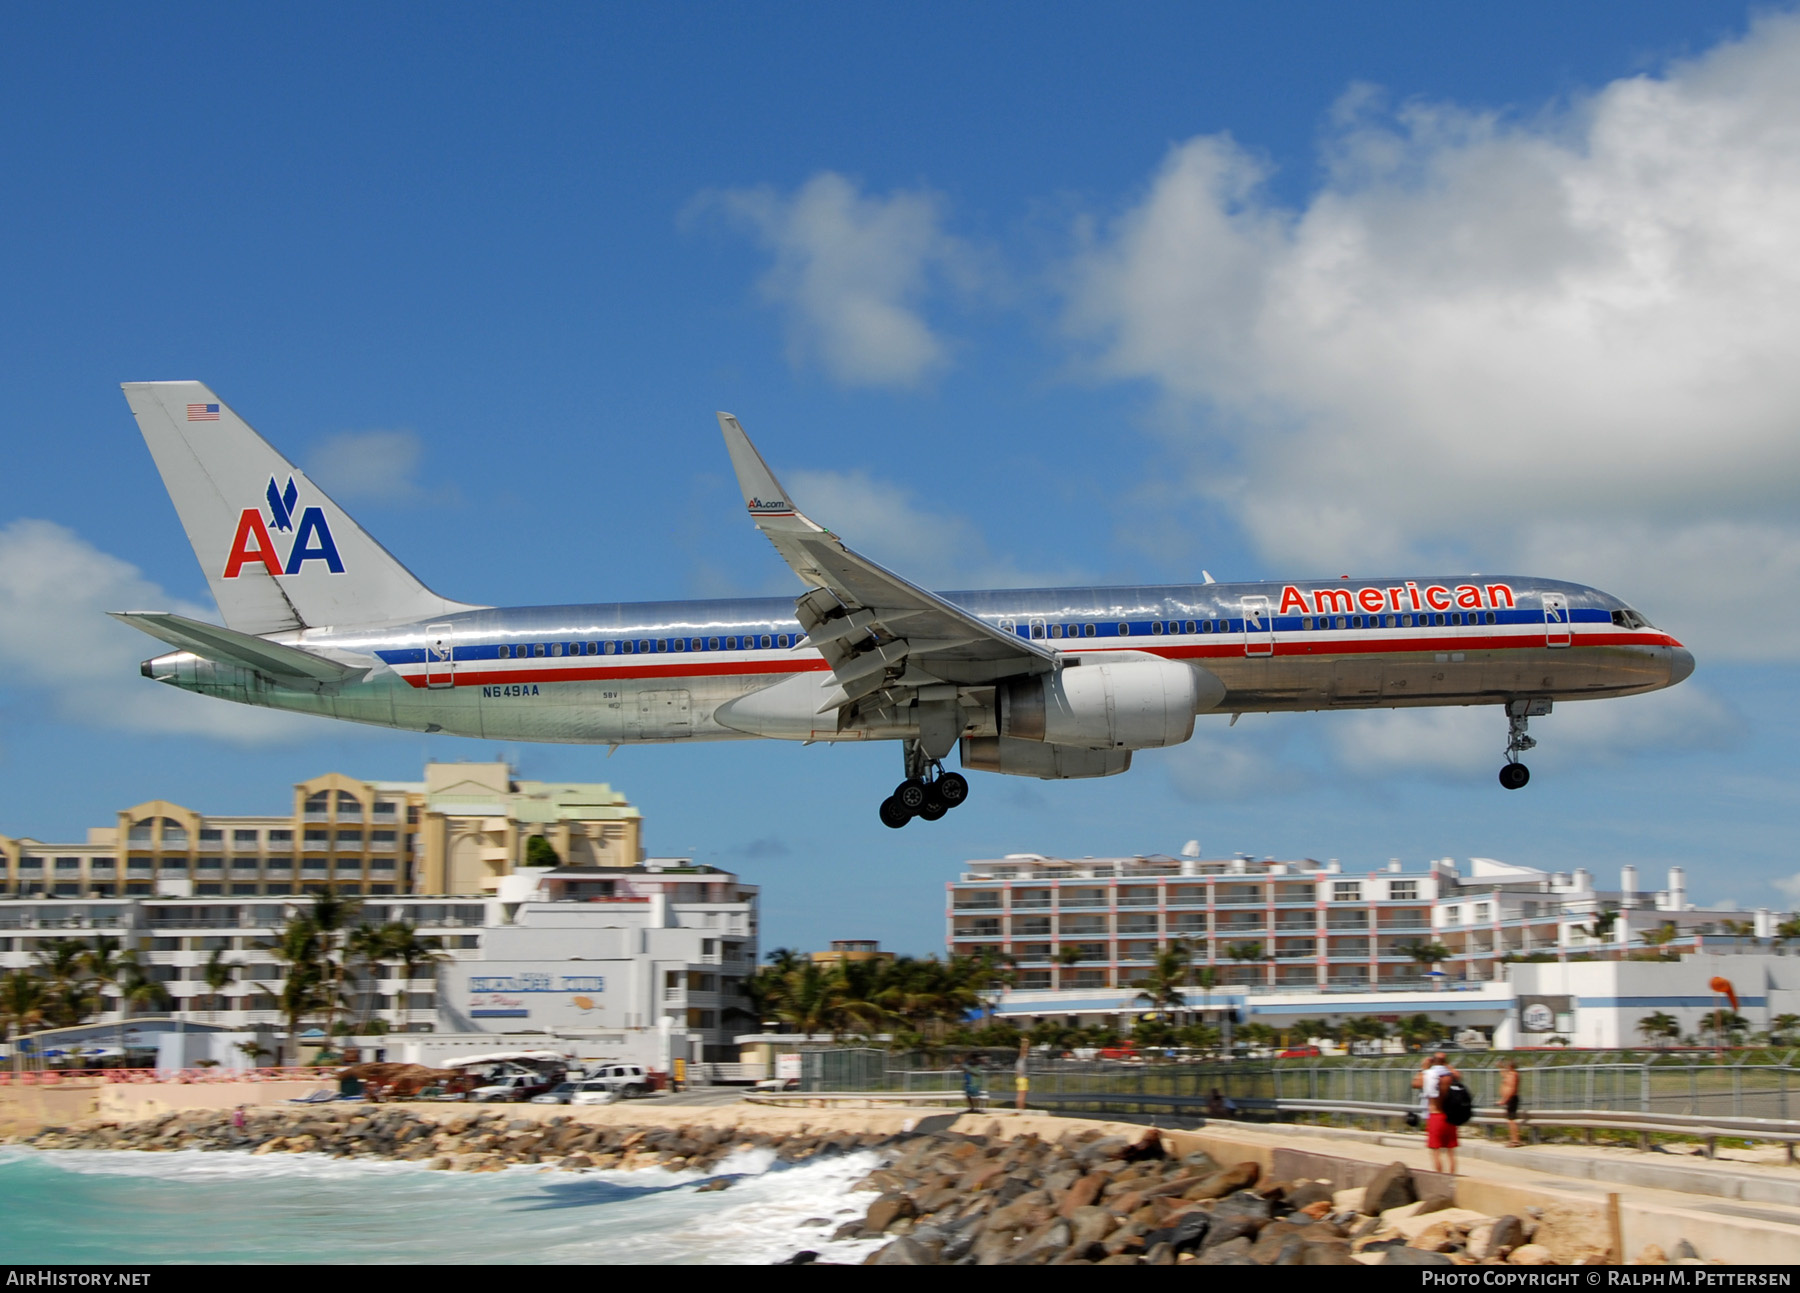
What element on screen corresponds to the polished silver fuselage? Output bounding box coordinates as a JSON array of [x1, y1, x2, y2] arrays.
[[143, 575, 1691, 748]]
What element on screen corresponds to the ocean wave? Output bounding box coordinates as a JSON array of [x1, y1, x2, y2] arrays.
[[0, 1142, 890, 1264]]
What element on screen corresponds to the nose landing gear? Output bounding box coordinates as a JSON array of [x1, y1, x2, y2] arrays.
[[878, 741, 971, 828], [1499, 699, 1550, 790]]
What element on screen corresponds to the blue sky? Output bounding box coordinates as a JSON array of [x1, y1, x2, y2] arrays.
[[3, 2, 1797, 954]]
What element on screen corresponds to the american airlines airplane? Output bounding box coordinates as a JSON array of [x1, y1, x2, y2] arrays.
[[116, 382, 1693, 828]]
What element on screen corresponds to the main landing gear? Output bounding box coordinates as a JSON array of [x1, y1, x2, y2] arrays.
[[1499, 699, 1550, 790], [879, 740, 970, 828]]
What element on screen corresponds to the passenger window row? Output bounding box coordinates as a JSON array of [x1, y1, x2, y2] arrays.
[[1034, 619, 1234, 640], [1298, 611, 1498, 630], [492, 634, 791, 659]]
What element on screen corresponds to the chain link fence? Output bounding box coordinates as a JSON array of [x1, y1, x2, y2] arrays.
[[799, 1048, 1800, 1120]]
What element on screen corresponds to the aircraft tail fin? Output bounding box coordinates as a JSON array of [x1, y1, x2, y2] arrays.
[[120, 381, 478, 634]]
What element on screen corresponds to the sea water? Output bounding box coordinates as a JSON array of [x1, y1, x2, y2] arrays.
[[0, 1144, 890, 1264]]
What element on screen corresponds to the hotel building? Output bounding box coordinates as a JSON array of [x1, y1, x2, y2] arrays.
[[0, 761, 641, 900], [948, 849, 1780, 992]]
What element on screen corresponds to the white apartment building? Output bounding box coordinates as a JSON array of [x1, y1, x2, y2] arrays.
[[0, 859, 758, 1066], [948, 847, 1451, 993], [950, 849, 1781, 994]]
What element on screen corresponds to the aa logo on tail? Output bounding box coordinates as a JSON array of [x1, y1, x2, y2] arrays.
[[223, 476, 345, 578]]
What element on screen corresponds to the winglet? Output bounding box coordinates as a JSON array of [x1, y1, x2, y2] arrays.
[[718, 413, 826, 536]]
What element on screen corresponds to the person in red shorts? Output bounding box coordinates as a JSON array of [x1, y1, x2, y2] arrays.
[[1412, 1050, 1461, 1174]]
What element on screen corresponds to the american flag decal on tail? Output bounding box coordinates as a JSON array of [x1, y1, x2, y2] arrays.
[[187, 403, 220, 421]]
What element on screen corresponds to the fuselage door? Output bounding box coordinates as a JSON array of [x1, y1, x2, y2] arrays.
[[425, 623, 454, 690], [1242, 596, 1274, 658], [1543, 594, 1572, 649]]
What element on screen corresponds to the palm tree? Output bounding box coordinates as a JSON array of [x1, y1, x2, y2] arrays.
[[1777, 917, 1800, 941], [1, 971, 49, 1071], [1399, 941, 1453, 980], [1395, 1013, 1441, 1050], [1703, 1010, 1749, 1046], [201, 948, 236, 1018], [1133, 940, 1191, 1018], [114, 954, 169, 1060], [82, 936, 130, 1055], [1772, 1014, 1800, 1044], [304, 893, 362, 1036], [1287, 1018, 1329, 1048], [33, 938, 96, 1028], [1054, 944, 1085, 989], [832, 956, 893, 1038], [1586, 908, 1620, 943], [1639, 923, 1678, 948], [385, 922, 448, 1033], [762, 960, 843, 1036], [1637, 1011, 1680, 1046], [344, 923, 390, 1033], [259, 911, 326, 1064]]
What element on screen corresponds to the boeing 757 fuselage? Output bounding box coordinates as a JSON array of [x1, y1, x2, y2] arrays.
[[116, 382, 1693, 827]]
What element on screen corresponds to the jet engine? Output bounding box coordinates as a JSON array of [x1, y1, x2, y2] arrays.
[[997, 659, 1215, 750]]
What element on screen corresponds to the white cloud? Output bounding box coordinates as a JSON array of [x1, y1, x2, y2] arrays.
[[1065, 15, 1800, 658], [705, 172, 970, 387], [0, 519, 325, 743], [787, 467, 1081, 590], [1325, 683, 1742, 782], [306, 429, 430, 503], [1166, 716, 1313, 802]]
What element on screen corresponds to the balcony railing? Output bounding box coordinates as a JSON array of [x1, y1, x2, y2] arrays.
[[1115, 895, 1158, 907]]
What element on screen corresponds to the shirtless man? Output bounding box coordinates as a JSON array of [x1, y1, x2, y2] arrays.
[[1498, 1057, 1523, 1147], [1412, 1050, 1461, 1174]]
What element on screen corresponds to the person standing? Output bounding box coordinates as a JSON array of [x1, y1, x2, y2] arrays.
[[961, 1055, 983, 1112], [1498, 1058, 1524, 1147], [1415, 1051, 1461, 1175], [1014, 1039, 1030, 1113]]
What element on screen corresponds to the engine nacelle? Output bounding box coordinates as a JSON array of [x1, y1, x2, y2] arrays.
[[960, 735, 1132, 780], [997, 659, 1211, 750]]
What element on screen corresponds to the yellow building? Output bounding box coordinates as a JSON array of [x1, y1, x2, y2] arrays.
[[0, 761, 642, 899], [810, 939, 895, 968]]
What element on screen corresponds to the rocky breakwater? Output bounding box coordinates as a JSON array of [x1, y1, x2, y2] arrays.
[[833, 1127, 1719, 1267], [13, 1106, 895, 1175]]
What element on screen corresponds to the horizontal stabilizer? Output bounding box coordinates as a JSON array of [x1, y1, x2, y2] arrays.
[[110, 611, 363, 684]]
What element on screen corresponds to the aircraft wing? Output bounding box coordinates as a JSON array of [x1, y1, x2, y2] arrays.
[[110, 610, 366, 686], [718, 414, 1054, 714]]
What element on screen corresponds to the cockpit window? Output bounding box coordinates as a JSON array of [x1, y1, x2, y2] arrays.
[[1610, 608, 1653, 630]]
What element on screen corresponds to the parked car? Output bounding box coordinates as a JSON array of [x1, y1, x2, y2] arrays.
[[530, 1081, 580, 1105], [472, 1072, 556, 1103], [1277, 1046, 1322, 1058], [569, 1079, 620, 1106], [1096, 1045, 1141, 1062], [585, 1063, 652, 1098]]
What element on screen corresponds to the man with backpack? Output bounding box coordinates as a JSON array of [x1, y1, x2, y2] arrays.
[[1412, 1050, 1467, 1175]]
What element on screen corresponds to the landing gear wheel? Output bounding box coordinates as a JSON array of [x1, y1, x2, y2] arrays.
[[895, 779, 928, 812], [936, 771, 969, 807], [1499, 763, 1530, 790], [918, 790, 948, 821], [878, 796, 912, 828]]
